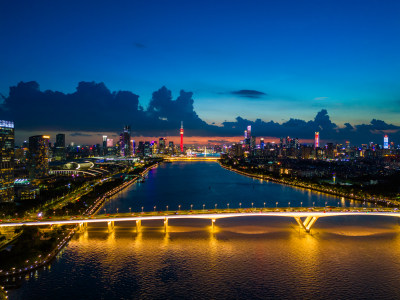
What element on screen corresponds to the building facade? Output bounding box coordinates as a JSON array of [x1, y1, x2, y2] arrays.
[[28, 135, 50, 179], [0, 120, 15, 202]]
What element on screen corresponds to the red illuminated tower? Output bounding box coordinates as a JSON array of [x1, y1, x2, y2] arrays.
[[180, 121, 184, 153]]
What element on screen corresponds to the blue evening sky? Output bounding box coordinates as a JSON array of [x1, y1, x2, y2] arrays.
[[1, 0, 399, 126]]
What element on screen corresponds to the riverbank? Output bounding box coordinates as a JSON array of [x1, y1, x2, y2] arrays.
[[220, 162, 399, 207], [0, 161, 160, 280]]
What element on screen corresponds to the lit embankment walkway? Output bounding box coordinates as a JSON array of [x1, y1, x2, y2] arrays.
[[2, 208, 400, 233]]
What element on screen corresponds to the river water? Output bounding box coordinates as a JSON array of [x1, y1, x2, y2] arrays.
[[7, 162, 400, 299]]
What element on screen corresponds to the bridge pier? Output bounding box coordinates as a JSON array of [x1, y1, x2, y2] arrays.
[[294, 216, 319, 233], [211, 219, 216, 230], [107, 221, 115, 233], [77, 222, 87, 233], [136, 220, 141, 232], [164, 218, 168, 232]]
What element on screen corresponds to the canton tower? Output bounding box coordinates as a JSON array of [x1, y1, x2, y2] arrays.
[[180, 121, 184, 153]]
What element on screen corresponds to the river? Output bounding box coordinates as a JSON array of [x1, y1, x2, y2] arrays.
[[7, 162, 400, 299]]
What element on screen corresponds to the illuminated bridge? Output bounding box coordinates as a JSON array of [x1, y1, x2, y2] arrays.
[[1, 209, 399, 233], [164, 156, 220, 162]]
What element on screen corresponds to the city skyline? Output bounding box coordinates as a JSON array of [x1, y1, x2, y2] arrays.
[[2, 81, 400, 146], [1, 0, 400, 144]]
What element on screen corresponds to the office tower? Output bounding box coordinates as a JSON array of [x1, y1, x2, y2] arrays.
[[244, 130, 248, 139], [54, 133, 66, 161], [131, 140, 135, 155], [260, 138, 265, 150], [384, 135, 389, 149], [315, 132, 319, 148], [169, 141, 174, 155], [250, 136, 256, 150], [159, 138, 166, 153], [119, 125, 131, 157], [180, 121, 184, 153], [144, 141, 151, 156], [107, 139, 113, 147], [28, 135, 50, 179], [0, 120, 15, 202], [247, 125, 251, 137], [102, 135, 107, 155]]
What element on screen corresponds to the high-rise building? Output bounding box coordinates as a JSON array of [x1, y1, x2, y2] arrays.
[[247, 125, 251, 137], [180, 121, 184, 153], [383, 135, 389, 149], [260, 138, 265, 150], [314, 132, 319, 148], [144, 141, 151, 156], [0, 120, 15, 202], [168, 141, 174, 155], [119, 125, 131, 157], [159, 138, 166, 153], [244, 130, 248, 139], [28, 135, 50, 179], [250, 136, 256, 150], [102, 135, 108, 155], [54, 133, 66, 161], [131, 139, 135, 155], [107, 139, 113, 147]]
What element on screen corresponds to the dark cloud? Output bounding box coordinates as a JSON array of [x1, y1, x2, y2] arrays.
[[231, 89, 267, 98], [133, 42, 146, 48], [70, 132, 92, 137], [1, 81, 399, 145]]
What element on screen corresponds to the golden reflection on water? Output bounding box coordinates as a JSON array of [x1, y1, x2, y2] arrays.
[[10, 217, 400, 299]]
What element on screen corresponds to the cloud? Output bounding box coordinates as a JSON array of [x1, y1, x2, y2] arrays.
[[133, 42, 146, 48], [1, 81, 399, 145], [70, 132, 92, 137], [230, 90, 267, 99]]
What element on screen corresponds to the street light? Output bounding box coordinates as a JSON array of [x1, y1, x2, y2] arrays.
[[313, 202, 315, 208], [300, 202, 303, 208], [239, 203, 242, 209], [288, 202, 290, 208], [276, 202, 278, 208], [325, 201, 327, 207], [154, 206, 156, 212], [215, 204, 217, 210], [191, 204, 193, 210], [129, 207, 131, 214], [263, 202, 266, 208], [227, 203, 230, 209], [141, 206, 144, 213], [203, 204, 205, 211], [104, 208, 106, 214], [117, 208, 119, 214], [178, 205, 181, 211], [166, 205, 168, 211], [251, 202, 254, 209]]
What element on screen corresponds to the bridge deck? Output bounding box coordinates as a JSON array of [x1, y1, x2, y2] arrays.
[[1, 210, 400, 227]]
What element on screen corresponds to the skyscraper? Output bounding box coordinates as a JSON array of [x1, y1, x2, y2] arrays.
[[247, 125, 251, 137], [260, 138, 265, 150], [314, 132, 319, 148], [28, 135, 50, 179], [180, 121, 184, 153], [54, 133, 66, 161], [384, 135, 389, 149], [0, 120, 15, 202], [159, 138, 166, 153], [102, 135, 108, 155], [119, 125, 131, 157]]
